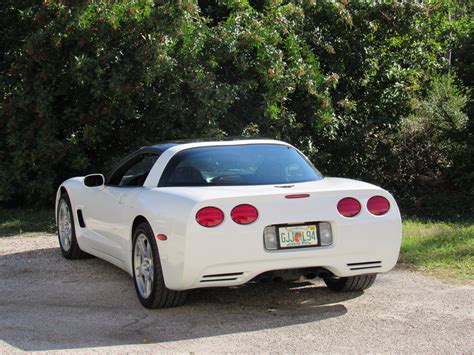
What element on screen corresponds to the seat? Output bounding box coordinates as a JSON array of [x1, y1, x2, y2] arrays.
[[169, 166, 206, 185]]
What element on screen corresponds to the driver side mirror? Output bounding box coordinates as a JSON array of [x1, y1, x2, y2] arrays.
[[84, 174, 105, 187]]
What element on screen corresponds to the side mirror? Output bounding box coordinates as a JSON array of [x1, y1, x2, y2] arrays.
[[84, 174, 105, 187]]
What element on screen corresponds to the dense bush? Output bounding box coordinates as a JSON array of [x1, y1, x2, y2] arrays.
[[0, 0, 472, 219], [390, 74, 472, 217], [0, 0, 333, 204]]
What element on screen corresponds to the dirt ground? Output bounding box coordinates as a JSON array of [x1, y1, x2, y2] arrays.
[[1, 234, 473, 353]]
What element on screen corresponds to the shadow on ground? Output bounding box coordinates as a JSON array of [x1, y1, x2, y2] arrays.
[[0, 247, 360, 351]]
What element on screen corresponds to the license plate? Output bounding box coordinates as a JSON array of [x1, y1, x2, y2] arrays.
[[278, 224, 318, 248]]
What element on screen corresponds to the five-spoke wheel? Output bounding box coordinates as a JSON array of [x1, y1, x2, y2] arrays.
[[57, 192, 88, 259], [132, 222, 187, 308], [58, 199, 72, 252], [133, 233, 155, 299]]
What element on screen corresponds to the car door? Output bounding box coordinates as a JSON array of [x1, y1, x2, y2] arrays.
[[84, 152, 159, 262]]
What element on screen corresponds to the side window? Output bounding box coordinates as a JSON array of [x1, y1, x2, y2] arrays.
[[108, 154, 159, 187]]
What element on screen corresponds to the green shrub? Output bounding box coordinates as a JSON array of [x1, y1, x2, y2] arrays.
[[390, 74, 472, 219], [0, 0, 472, 218], [0, 1, 332, 205]]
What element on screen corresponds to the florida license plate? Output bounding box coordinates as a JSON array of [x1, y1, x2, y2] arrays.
[[278, 224, 318, 248]]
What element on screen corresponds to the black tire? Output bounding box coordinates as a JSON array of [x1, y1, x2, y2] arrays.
[[132, 222, 187, 309], [324, 273, 377, 292], [57, 193, 89, 259]]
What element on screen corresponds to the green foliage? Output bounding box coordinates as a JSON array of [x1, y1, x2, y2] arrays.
[[0, 0, 333, 205], [299, 0, 461, 175], [452, 21, 473, 117], [0, 0, 472, 217], [390, 74, 472, 219]]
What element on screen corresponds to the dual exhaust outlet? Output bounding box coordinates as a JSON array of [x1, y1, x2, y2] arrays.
[[252, 268, 331, 283]]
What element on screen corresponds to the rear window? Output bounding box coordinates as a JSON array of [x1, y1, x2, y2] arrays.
[[158, 144, 323, 187]]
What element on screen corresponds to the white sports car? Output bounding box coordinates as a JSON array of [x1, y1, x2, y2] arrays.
[[56, 139, 402, 308]]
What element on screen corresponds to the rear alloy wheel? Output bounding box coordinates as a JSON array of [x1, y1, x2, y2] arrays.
[[57, 193, 89, 259], [132, 222, 187, 308], [324, 274, 377, 292]]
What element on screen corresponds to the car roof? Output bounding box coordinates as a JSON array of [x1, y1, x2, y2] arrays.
[[106, 138, 291, 184], [145, 138, 282, 153]]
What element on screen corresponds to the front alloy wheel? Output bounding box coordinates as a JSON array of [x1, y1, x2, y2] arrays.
[[57, 192, 88, 259], [58, 199, 72, 252]]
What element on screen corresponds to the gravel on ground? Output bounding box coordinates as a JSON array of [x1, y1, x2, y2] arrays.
[[0, 234, 473, 353]]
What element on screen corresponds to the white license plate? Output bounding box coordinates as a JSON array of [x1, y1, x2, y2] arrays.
[[278, 224, 318, 248]]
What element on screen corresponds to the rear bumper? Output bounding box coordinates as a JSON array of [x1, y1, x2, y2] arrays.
[[188, 252, 396, 289], [157, 214, 402, 291]]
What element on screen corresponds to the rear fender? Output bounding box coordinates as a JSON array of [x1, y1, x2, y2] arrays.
[[131, 188, 197, 288]]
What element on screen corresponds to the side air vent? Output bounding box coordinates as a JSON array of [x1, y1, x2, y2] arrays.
[[200, 272, 243, 283], [77, 209, 86, 228], [347, 261, 381, 270]]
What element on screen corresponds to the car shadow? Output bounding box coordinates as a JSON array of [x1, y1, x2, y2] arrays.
[[0, 247, 363, 351]]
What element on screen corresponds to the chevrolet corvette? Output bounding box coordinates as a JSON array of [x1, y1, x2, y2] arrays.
[[56, 139, 402, 308]]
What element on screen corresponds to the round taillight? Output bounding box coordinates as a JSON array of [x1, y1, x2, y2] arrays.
[[196, 207, 224, 227], [337, 197, 361, 217], [367, 196, 390, 215], [231, 204, 259, 225]]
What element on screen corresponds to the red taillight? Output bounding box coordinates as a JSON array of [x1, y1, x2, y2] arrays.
[[337, 197, 361, 217], [367, 196, 390, 215], [196, 207, 224, 227], [231, 204, 258, 225]]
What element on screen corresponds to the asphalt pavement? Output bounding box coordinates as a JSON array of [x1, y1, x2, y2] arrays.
[[0, 234, 473, 353]]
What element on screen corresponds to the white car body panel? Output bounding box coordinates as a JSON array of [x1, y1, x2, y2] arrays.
[[56, 139, 402, 291]]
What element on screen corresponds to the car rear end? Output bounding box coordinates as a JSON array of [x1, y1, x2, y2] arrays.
[[164, 178, 401, 290]]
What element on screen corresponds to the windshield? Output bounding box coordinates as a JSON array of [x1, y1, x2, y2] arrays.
[[158, 144, 323, 187]]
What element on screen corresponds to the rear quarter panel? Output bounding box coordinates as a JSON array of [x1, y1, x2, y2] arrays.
[[130, 188, 199, 282]]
